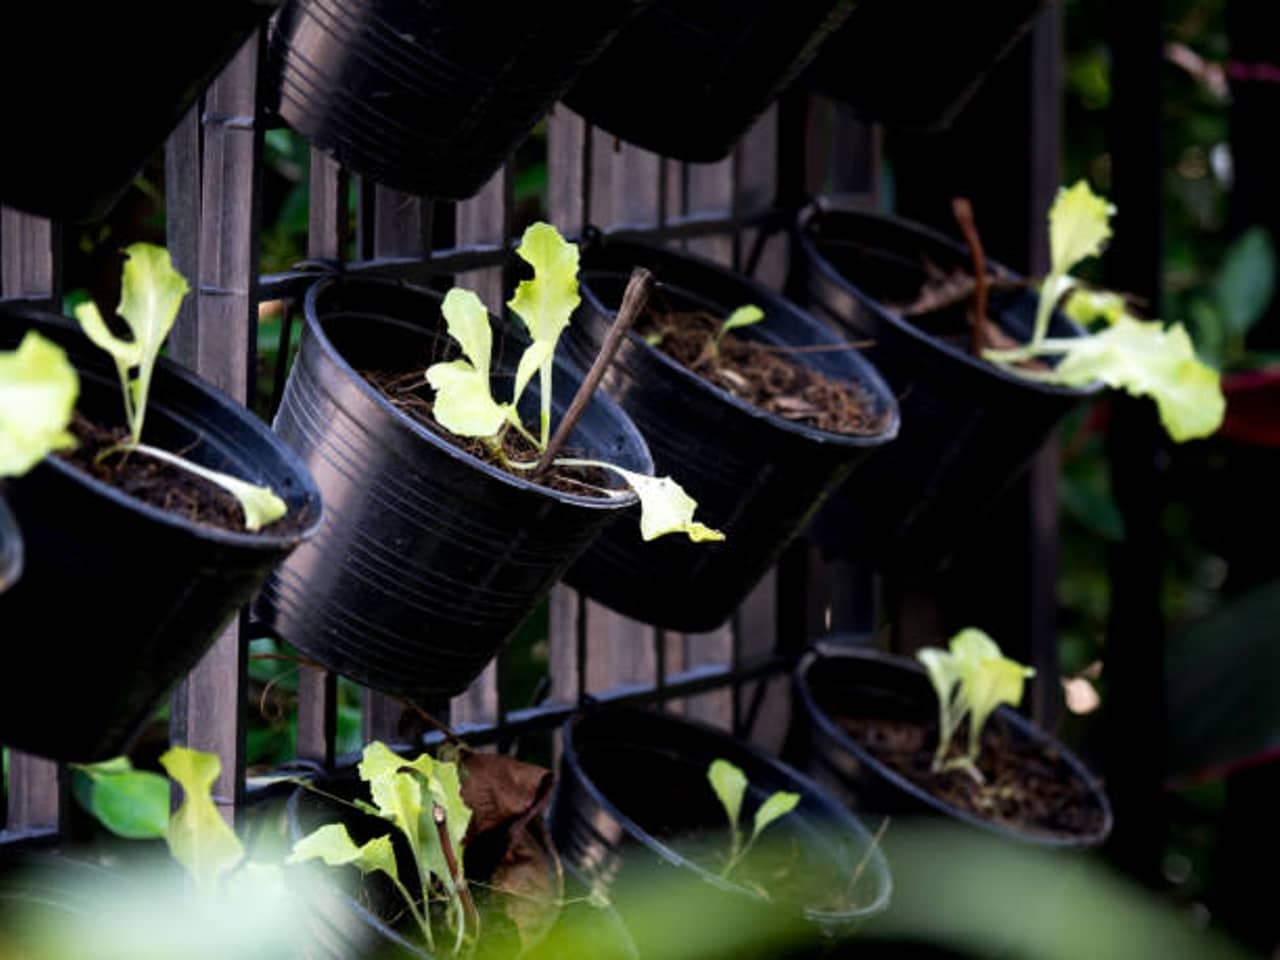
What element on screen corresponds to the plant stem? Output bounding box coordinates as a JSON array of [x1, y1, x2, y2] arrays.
[[532, 268, 654, 479], [434, 803, 479, 949], [951, 197, 990, 359]]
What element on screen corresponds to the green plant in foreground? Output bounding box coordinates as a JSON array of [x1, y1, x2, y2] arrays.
[[0, 331, 79, 477], [984, 180, 1225, 443], [288, 741, 474, 956], [916, 628, 1035, 783], [74, 243, 286, 530], [707, 758, 799, 882], [426, 221, 722, 543]]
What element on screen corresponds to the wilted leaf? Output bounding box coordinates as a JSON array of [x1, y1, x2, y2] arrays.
[[131, 442, 286, 531], [159, 746, 244, 889], [460, 752, 552, 838], [0, 330, 79, 477]]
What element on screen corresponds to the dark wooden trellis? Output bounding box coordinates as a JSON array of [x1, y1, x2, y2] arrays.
[[0, 7, 1081, 845]]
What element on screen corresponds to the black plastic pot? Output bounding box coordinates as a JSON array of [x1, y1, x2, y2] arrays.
[[0, 306, 321, 762], [0, 2, 278, 221], [808, 0, 1049, 132], [561, 237, 898, 632], [793, 646, 1113, 848], [259, 275, 653, 702], [0, 494, 20, 595], [563, 0, 856, 162], [793, 204, 1098, 573], [269, 0, 645, 201], [550, 708, 892, 957]]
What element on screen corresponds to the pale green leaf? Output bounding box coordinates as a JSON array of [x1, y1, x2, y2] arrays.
[[569, 461, 724, 542], [72, 758, 169, 840], [1064, 288, 1127, 327], [0, 331, 79, 477], [131, 443, 287, 531], [74, 301, 143, 367], [1041, 317, 1225, 442], [720, 305, 765, 339], [750, 791, 800, 844], [707, 759, 747, 833], [1049, 180, 1115, 275], [440, 288, 493, 378], [159, 746, 245, 889], [287, 823, 399, 884], [513, 340, 554, 408], [358, 739, 409, 784], [425, 359, 509, 438], [948, 627, 1002, 666], [916, 648, 960, 707], [425, 758, 471, 859], [116, 242, 190, 367], [507, 222, 581, 345]]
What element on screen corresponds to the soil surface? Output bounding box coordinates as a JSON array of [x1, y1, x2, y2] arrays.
[[362, 368, 620, 499], [58, 414, 298, 534], [637, 309, 888, 435], [837, 712, 1106, 839]]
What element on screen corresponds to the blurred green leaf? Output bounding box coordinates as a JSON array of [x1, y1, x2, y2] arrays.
[[72, 757, 169, 840], [1213, 226, 1275, 338]]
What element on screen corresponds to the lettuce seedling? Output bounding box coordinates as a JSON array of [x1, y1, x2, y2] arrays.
[[74, 243, 286, 530], [288, 741, 474, 956], [982, 180, 1225, 443], [424, 221, 723, 543], [711, 304, 764, 358], [916, 628, 1035, 782], [706, 758, 800, 882], [0, 330, 79, 477]]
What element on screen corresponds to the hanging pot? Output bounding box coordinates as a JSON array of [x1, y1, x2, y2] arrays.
[[0, 494, 20, 595], [549, 708, 893, 957], [258, 275, 653, 702], [792, 646, 1112, 848], [562, 0, 857, 162], [793, 203, 1098, 573], [0, 306, 321, 762], [560, 236, 898, 633], [807, 0, 1050, 132], [0, 1, 279, 222], [268, 0, 646, 201]]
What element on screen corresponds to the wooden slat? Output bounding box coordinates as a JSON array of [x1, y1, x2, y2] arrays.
[[452, 165, 512, 729], [166, 103, 202, 364], [295, 150, 347, 767], [1, 207, 62, 834], [168, 33, 265, 817]]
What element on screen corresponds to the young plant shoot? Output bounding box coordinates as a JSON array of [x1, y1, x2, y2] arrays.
[[711, 304, 765, 357], [74, 243, 287, 531], [0, 330, 79, 477], [916, 628, 1035, 783], [982, 180, 1225, 443], [706, 758, 799, 883], [425, 221, 723, 543], [288, 741, 474, 956]]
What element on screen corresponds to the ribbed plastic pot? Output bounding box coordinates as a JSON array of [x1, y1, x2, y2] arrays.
[[793, 646, 1113, 848], [807, 0, 1049, 132], [549, 708, 893, 956], [562, 0, 856, 162], [0, 307, 322, 762], [793, 204, 1099, 573], [259, 275, 653, 701], [0, 495, 20, 595], [285, 770, 632, 960], [561, 237, 898, 632], [0, 1, 278, 221], [269, 0, 646, 201]]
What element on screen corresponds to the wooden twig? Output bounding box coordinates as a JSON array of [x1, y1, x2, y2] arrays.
[[532, 267, 655, 478], [434, 803, 480, 938], [951, 197, 990, 358]]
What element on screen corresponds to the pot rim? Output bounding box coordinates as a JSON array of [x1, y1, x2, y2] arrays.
[[559, 705, 894, 921], [795, 201, 1104, 399], [579, 235, 902, 449], [302, 273, 647, 512], [2, 306, 322, 553], [795, 643, 1114, 848]]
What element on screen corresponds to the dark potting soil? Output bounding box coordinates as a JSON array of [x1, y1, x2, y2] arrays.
[[836, 712, 1106, 839], [362, 368, 621, 499], [637, 309, 889, 436], [58, 414, 300, 535]]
